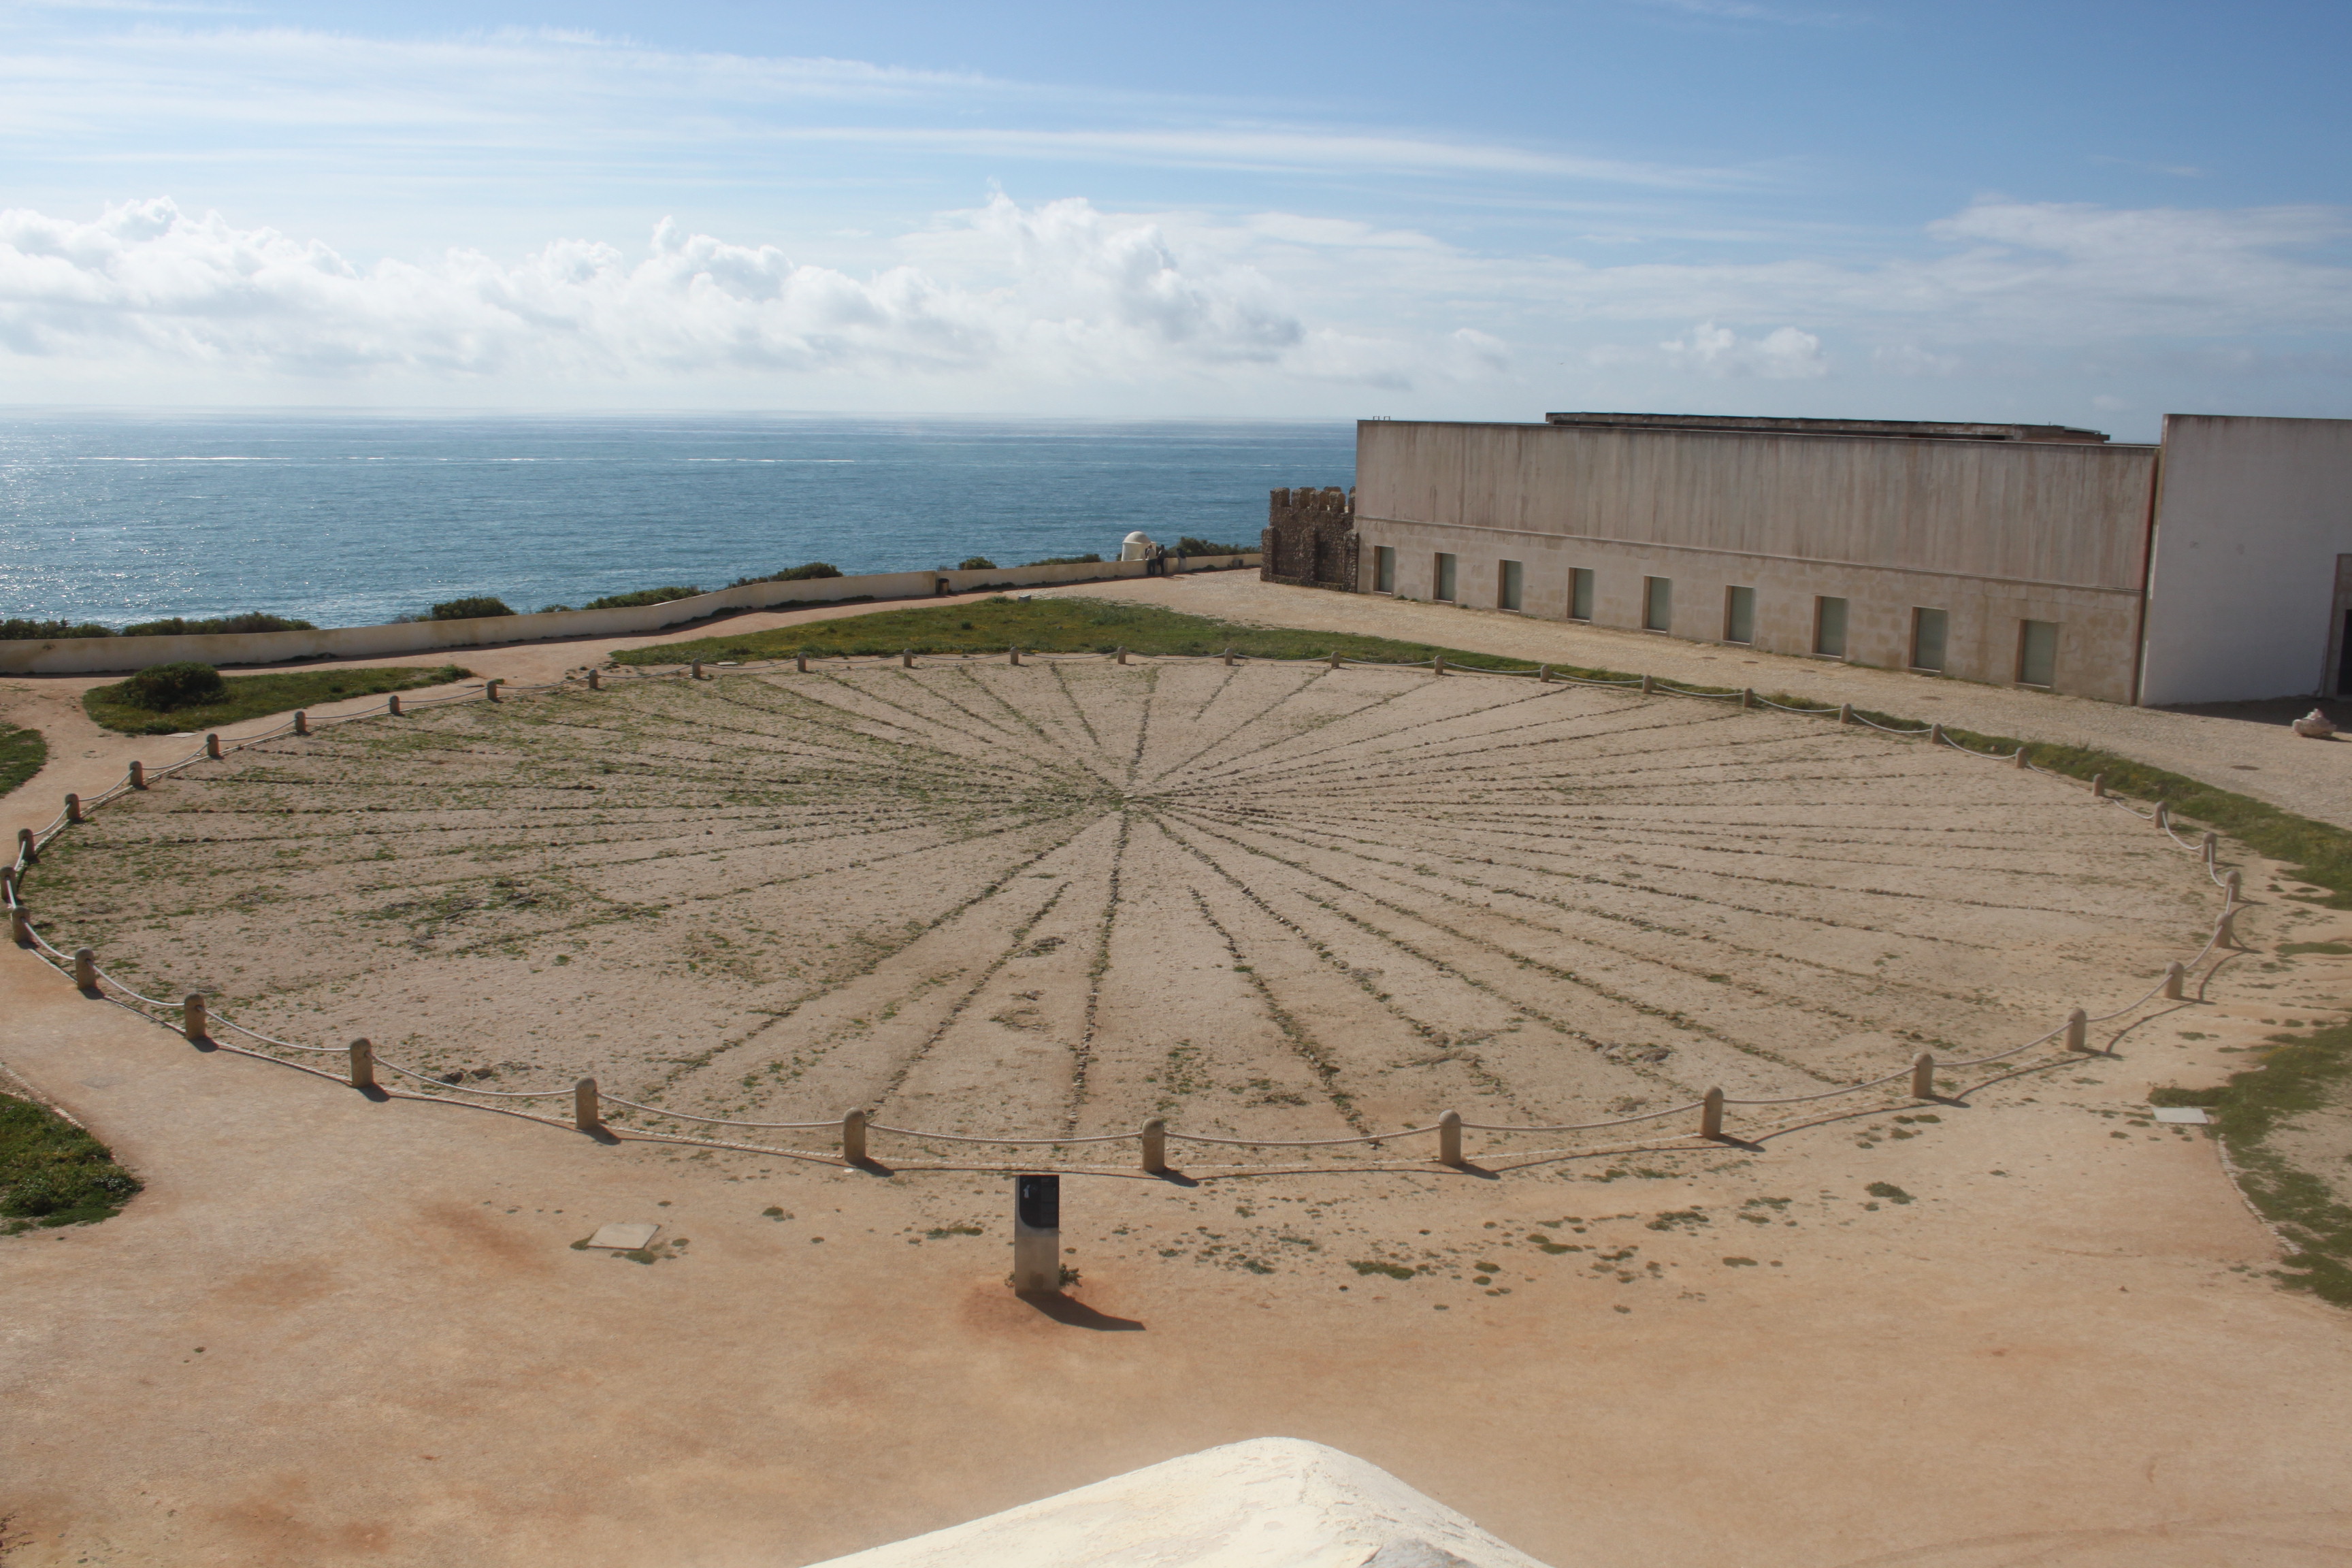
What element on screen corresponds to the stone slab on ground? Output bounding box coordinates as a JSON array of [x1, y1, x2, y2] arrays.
[[806, 1437, 1553, 1568], [586, 1222, 660, 1250]]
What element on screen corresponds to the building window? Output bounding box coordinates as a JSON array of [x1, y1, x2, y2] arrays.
[[1644, 576, 1673, 632], [1434, 553, 1457, 602], [1911, 607, 1948, 672], [1814, 596, 1848, 658], [2018, 619, 2059, 687], [1725, 586, 1755, 645], [1569, 568, 1595, 622], [1374, 546, 1395, 593], [1499, 559, 1523, 611]]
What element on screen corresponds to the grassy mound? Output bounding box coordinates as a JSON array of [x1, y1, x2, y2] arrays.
[[0, 723, 45, 798], [122, 661, 229, 711], [1, 1092, 140, 1232], [84, 664, 472, 736]]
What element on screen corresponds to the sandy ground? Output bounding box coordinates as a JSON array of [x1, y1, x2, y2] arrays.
[[4, 584, 2352, 1567]]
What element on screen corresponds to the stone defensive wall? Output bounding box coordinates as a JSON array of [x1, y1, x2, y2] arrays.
[[0, 551, 1261, 676], [1260, 486, 1358, 592]]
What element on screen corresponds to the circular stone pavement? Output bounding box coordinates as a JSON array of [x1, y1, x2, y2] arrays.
[[27, 661, 2217, 1158]]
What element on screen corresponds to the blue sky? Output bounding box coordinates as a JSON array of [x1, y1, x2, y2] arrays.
[[3, 0, 2348, 435]]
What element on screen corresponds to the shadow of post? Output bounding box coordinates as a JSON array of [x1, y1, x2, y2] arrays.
[[1013, 1290, 1145, 1331]]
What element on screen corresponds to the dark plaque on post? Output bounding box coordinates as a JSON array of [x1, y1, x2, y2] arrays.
[[1017, 1173, 1060, 1232]]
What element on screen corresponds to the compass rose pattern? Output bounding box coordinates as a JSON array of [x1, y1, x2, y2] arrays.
[[33, 661, 2205, 1150]]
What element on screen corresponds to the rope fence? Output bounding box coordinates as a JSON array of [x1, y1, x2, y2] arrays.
[[3, 638, 2252, 1175]]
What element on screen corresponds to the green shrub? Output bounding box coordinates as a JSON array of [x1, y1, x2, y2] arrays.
[[730, 563, 843, 586], [1023, 553, 1104, 567], [956, 556, 998, 572], [429, 596, 515, 621], [1, 1092, 141, 1230], [1, 619, 117, 640], [120, 612, 317, 636], [584, 585, 704, 610], [121, 662, 229, 711], [1176, 536, 1252, 555]]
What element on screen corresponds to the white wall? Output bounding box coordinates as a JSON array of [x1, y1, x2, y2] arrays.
[[2139, 415, 2352, 706], [0, 553, 1258, 676]]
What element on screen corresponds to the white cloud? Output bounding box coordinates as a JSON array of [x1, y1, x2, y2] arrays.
[[0, 194, 1497, 395], [1655, 321, 1827, 378]]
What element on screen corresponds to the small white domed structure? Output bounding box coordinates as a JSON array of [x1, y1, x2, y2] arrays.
[[1121, 531, 1158, 562]]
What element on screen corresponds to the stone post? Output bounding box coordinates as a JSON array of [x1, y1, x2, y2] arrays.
[[349, 1037, 376, 1090], [2014, 746, 2030, 769], [1141, 1116, 1167, 1174], [74, 947, 97, 990], [1013, 1173, 1060, 1294], [1741, 688, 1753, 710], [206, 734, 222, 760], [2223, 869, 2242, 903], [1223, 646, 1236, 667], [387, 694, 402, 717], [901, 650, 914, 668], [1009, 647, 1022, 666], [1116, 647, 1129, 665], [1431, 654, 1446, 676], [1329, 651, 1341, 670], [2065, 1008, 2089, 1052], [588, 669, 602, 690], [183, 993, 206, 1042], [2163, 961, 2186, 1000], [65, 792, 81, 823], [842, 1107, 868, 1164], [9, 900, 27, 947], [796, 651, 808, 673], [574, 1077, 600, 1132], [1641, 674, 1654, 695], [1437, 1109, 1463, 1167], [128, 760, 145, 789], [2202, 831, 2217, 866], [1539, 664, 1553, 683], [2154, 802, 2170, 832], [1911, 1051, 1936, 1099], [16, 826, 35, 864], [688, 663, 701, 683], [1929, 723, 1944, 746], [1701, 1087, 1725, 1139], [294, 710, 308, 736], [1838, 703, 1853, 725], [2091, 772, 2106, 798]]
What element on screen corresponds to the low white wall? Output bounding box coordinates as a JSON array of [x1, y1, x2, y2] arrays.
[[0, 553, 1259, 676], [2139, 415, 2352, 706]]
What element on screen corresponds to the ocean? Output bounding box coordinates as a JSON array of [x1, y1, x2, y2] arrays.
[[0, 412, 1356, 630]]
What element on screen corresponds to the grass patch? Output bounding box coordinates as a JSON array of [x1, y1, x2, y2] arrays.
[[2280, 941, 2352, 957], [1864, 1181, 1914, 1205], [83, 664, 473, 735], [2184, 1019, 2352, 1308], [1349, 1259, 1418, 1279], [1, 1092, 141, 1231], [0, 723, 45, 797], [613, 595, 1614, 673]]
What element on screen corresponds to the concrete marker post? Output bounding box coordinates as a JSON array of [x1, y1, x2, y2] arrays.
[[74, 947, 97, 991], [1009, 647, 1022, 667], [588, 669, 602, 691], [689, 663, 701, 683], [205, 734, 222, 760], [9, 900, 27, 948], [1329, 651, 1341, 670], [1911, 1052, 1936, 1099], [2014, 746, 2030, 769], [128, 760, 145, 790], [2065, 1007, 2089, 1052], [2153, 802, 2170, 832], [349, 1038, 376, 1091], [841, 1107, 868, 1164], [2164, 961, 2186, 1000], [1140, 1117, 1167, 1174], [2223, 869, 2242, 903], [183, 993, 206, 1042], [1013, 1173, 1060, 1293], [483, 679, 501, 702], [1838, 703, 1853, 725], [65, 792, 81, 824], [901, 649, 915, 669], [2091, 772, 2106, 798], [574, 1077, 600, 1132], [1741, 687, 1753, 710], [1539, 664, 1553, 683], [16, 826, 35, 864], [387, 694, 402, 717], [796, 651, 808, 673], [1116, 647, 1129, 665], [1701, 1087, 1725, 1139], [2202, 831, 2217, 866], [1223, 646, 1236, 667], [1437, 1109, 1463, 1166], [1641, 673, 1654, 695], [293, 710, 308, 736], [1929, 723, 1945, 746]]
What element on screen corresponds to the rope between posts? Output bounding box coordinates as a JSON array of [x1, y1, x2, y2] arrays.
[[602, 1096, 847, 1130], [1723, 1066, 1914, 1105], [213, 1018, 352, 1054], [1458, 1100, 1699, 1131], [1166, 1125, 1443, 1148], [866, 1124, 1140, 1146], [373, 1060, 581, 1098]]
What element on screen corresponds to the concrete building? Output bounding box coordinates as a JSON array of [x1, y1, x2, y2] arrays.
[[1267, 411, 2352, 707]]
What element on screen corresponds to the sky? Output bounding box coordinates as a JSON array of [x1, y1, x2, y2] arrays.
[[2, 0, 2349, 436]]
